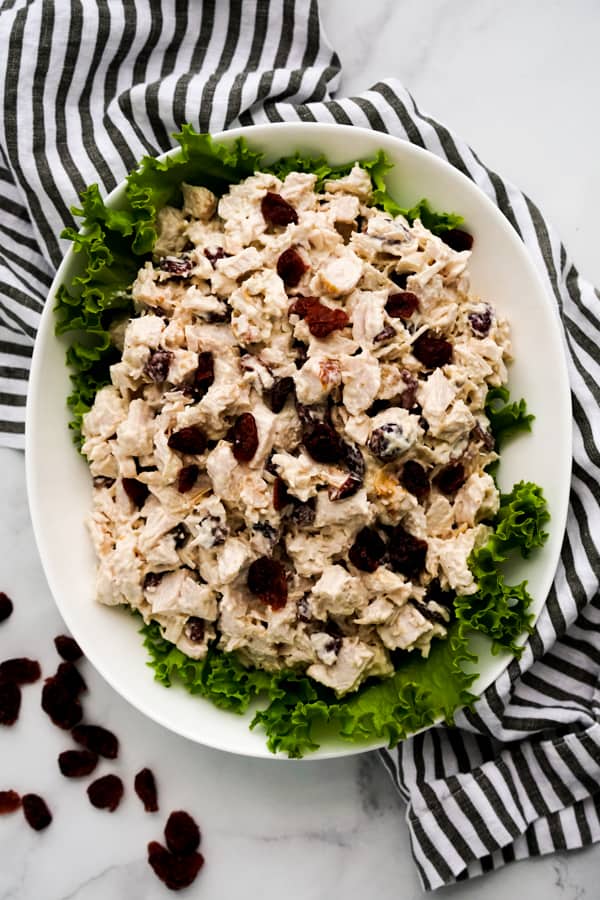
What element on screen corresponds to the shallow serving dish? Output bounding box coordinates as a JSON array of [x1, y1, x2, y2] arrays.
[[25, 122, 571, 759]]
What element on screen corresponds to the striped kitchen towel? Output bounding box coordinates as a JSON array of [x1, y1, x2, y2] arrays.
[[1, 0, 598, 889]]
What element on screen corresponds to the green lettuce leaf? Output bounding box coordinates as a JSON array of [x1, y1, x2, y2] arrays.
[[454, 481, 550, 654], [485, 385, 534, 449]]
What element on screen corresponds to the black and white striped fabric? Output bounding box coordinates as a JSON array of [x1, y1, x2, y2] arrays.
[[1, 1, 598, 889]]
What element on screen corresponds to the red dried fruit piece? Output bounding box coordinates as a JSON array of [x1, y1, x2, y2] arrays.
[[160, 257, 192, 277], [41, 667, 84, 730], [72, 724, 119, 759], [302, 421, 344, 464], [229, 413, 259, 463], [288, 295, 321, 318], [122, 477, 149, 508], [385, 291, 419, 319], [412, 331, 453, 368], [204, 246, 228, 267], [0, 592, 13, 623], [261, 191, 298, 227], [147, 841, 204, 891], [468, 307, 492, 337], [144, 348, 173, 383], [268, 376, 295, 413], [194, 351, 215, 397], [87, 774, 124, 812], [54, 635, 83, 662], [306, 304, 349, 338], [401, 460, 430, 500], [184, 617, 205, 643], [289, 497, 316, 527], [368, 424, 406, 462], [164, 810, 201, 855], [442, 228, 473, 252], [373, 324, 396, 344], [329, 475, 362, 501], [0, 682, 21, 726], [0, 658, 41, 685], [247, 557, 288, 609], [168, 426, 207, 455], [277, 246, 308, 287], [58, 749, 98, 778], [399, 369, 419, 410], [348, 527, 386, 573], [22, 794, 52, 831], [0, 790, 21, 814], [134, 768, 159, 813], [434, 462, 466, 495], [56, 662, 87, 697], [273, 477, 291, 512], [177, 464, 199, 493], [388, 525, 428, 579]]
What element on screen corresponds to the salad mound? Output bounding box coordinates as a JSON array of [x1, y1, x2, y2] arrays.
[[55, 127, 548, 756]]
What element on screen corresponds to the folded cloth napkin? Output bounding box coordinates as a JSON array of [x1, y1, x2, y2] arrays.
[[1, 0, 598, 889]]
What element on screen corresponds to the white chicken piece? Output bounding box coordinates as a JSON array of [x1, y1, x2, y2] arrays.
[[280, 171, 318, 209], [96, 532, 143, 608], [354, 596, 395, 625], [314, 489, 372, 529], [82, 385, 127, 442], [218, 172, 281, 250], [426, 493, 454, 537], [294, 354, 342, 405], [368, 407, 423, 457], [310, 565, 365, 619], [341, 352, 381, 415], [307, 637, 374, 696], [146, 569, 218, 620], [181, 183, 217, 220], [216, 246, 262, 280], [324, 165, 372, 201], [454, 472, 499, 526], [377, 603, 435, 652], [350, 289, 386, 347], [427, 524, 491, 595], [318, 247, 363, 296], [153, 206, 188, 257], [229, 269, 289, 345]]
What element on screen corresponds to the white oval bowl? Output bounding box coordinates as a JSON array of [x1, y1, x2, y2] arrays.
[[25, 123, 571, 759]]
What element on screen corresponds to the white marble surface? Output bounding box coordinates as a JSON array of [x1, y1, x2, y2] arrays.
[[2, 1, 599, 897]]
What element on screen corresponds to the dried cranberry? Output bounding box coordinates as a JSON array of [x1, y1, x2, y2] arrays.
[[386, 291, 420, 319], [22, 794, 52, 831], [54, 635, 83, 662], [229, 413, 259, 463], [277, 247, 308, 287], [344, 442, 365, 480], [470, 422, 495, 451], [0, 790, 21, 814], [261, 191, 298, 227], [184, 617, 205, 643], [0, 658, 41, 685], [247, 557, 288, 609], [368, 423, 405, 462], [329, 476, 362, 501], [412, 331, 452, 368], [306, 305, 349, 338], [72, 724, 119, 759], [0, 592, 13, 623], [303, 421, 344, 463], [87, 774, 123, 812], [41, 677, 82, 730], [122, 477, 149, 508], [288, 295, 321, 318], [273, 477, 291, 511], [135, 768, 159, 812], [144, 348, 173, 383], [388, 526, 427, 579], [349, 527, 386, 573], [268, 376, 295, 413], [58, 749, 98, 778], [292, 337, 308, 369], [373, 324, 396, 344], [296, 594, 312, 623], [193, 351, 215, 397], [468, 307, 493, 337], [0, 683, 20, 725], [401, 461, 430, 500], [165, 810, 201, 855], [399, 370, 419, 409], [168, 426, 207, 455], [434, 462, 466, 495], [56, 661, 87, 697], [147, 840, 204, 891], [425, 578, 455, 607], [177, 464, 199, 493], [412, 599, 448, 626], [289, 497, 316, 527], [144, 572, 166, 590], [204, 247, 228, 267], [442, 229, 473, 252], [390, 271, 409, 289], [160, 257, 192, 277], [93, 475, 115, 488]]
